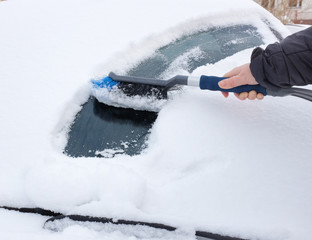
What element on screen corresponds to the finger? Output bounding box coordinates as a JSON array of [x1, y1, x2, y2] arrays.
[[257, 93, 264, 100], [248, 90, 257, 100], [235, 92, 248, 100], [223, 67, 240, 78], [240, 92, 249, 100], [218, 75, 247, 89], [221, 92, 229, 98]]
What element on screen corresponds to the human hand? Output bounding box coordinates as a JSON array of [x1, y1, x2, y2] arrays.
[[219, 63, 264, 100]]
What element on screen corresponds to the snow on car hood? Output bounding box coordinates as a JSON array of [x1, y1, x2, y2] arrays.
[[1, 0, 311, 240]]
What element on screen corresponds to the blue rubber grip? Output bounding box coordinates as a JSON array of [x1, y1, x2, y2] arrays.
[[199, 75, 267, 96]]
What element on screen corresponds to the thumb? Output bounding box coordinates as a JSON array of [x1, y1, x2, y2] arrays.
[[218, 76, 247, 89]]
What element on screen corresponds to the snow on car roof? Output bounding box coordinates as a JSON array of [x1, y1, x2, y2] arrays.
[[0, 1, 311, 240]]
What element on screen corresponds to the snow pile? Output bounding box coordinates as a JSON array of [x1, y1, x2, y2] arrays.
[[24, 159, 147, 213], [96, 148, 126, 158], [1, 0, 312, 240], [91, 83, 168, 112]]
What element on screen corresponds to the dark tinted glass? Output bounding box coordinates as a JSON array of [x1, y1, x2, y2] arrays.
[[65, 97, 157, 157]]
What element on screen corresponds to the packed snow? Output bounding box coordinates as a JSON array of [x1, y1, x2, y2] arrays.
[[91, 84, 168, 112], [0, 0, 311, 240]]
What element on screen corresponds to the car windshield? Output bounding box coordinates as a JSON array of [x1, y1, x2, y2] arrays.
[[65, 24, 265, 158], [127, 25, 263, 78]]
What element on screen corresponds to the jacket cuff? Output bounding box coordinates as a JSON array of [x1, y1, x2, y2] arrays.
[[250, 47, 281, 91]]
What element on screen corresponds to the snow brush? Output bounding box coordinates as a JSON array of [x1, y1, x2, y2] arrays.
[[91, 72, 312, 111]]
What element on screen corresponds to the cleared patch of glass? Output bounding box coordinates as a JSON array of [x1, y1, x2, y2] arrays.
[[65, 97, 157, 158]]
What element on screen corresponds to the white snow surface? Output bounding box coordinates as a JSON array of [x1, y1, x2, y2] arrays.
[[0, 0, 311, 240]]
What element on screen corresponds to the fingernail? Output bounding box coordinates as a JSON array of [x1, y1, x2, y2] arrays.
[[219, 81, 226, 88]]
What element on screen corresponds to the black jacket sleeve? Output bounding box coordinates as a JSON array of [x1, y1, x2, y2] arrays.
[[250, 26, 312, 91]]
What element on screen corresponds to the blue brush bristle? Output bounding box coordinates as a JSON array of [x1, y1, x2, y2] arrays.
[[91, 76, 119, 89], [91, 75, 169, 99]]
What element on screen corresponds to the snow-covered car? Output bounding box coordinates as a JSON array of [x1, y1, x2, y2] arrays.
[[1, 0, 312, 240], [286, 23, 311, 33]]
